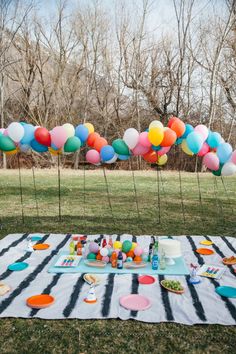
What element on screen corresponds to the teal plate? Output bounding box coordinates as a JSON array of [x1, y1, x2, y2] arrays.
[[31, 236, 43, 241], [8, 262, 29, 271], [216, 286, 236, 298]]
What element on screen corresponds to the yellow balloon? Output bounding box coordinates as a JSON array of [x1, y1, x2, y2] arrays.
[[62, 123, 75, 138], [49, 147, 62, 155], [131, 242, 137, 251], [84, 123, 94, 134], [157, 154, 168, 165], [148, 127, 164, 146], [5, 149, 17, 156], [149, 120, 164, 130], [181, 139, 194, 156], [113, 241, 122, 250]]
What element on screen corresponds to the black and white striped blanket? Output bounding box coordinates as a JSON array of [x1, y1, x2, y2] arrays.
[[0, 233, 235, 325]]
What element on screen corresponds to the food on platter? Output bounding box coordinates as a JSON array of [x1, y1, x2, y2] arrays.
[[83, 274, 100, 285], [158, 239, 182, 258], [123, 261, 147, 269], [84, 260, 107, 268], [0, 283, 11, 296], [222, 256, 236, 265], [161, 280, 184, 294]]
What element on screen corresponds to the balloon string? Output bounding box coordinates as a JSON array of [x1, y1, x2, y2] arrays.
[[83, 162, 86, 228], [213, 175, 225, 225], [156, 167, 161, 224], [159, 170, 169, 211], [32, 164, 39, 221], [17, 153, 25, 224], [57, 154, 62, 222], [196, 158, 204, 221], [130, 158, 142, 230], [102, 166, 115, 225], [178, 168, 186, 223], [220, 175, 234, 216]]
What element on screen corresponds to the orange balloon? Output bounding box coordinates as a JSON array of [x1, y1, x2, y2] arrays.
[[143, 150, 158, 163], [167, 116, 178, 128], [126, 250, 134, 258], [161, 128, 177, 147], [87, 132, 100, 147], [134, 256, 142, 262], [93, 137, 108, 152], [170, 118, 186, 137]]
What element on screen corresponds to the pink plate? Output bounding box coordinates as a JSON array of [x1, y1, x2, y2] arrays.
[[119, 294, 151, 311], [138, 275, 156, 285]]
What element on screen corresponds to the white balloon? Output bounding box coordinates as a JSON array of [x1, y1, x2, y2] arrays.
[[100, 247, 108, 257], [123, 128, 139, 149], [221, 162, 236, 176], [149, 120, 164, 130], [62, 123, 75, 138], [7, 122, 24, 143], [105, 153, 118, 164]]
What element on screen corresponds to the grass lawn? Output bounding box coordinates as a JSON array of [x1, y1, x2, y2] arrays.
[[0, 169, 235, 354]]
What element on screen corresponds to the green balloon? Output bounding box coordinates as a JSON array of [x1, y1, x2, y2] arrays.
[[64, 136, 81, 153], [0, 135, 16, 151], [87, 252, 97, 260], [122, 240, 132, 253], [112, 139, 130, 155], [212, 164, 223, 176]]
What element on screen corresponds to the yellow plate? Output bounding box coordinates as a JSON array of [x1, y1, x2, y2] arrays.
[[200, 240, 213, 246]]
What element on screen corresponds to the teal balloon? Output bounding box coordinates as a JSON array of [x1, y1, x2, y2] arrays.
[[216, 143, 232, 163], [182, 124, 194, 138], [112, 139, 129, 155], [64, 136, 81, 153], [207, 131, 221, 148], [122, 240, 132, 253], [186, 132, 203, 154], [212, 164, 223, 176], [0, 135, 16, 151], [152, 145, 161, 151], [87, 252, 97, 260]]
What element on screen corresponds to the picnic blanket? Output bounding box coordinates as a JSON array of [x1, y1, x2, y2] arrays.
[[0, 233, 235, 325]]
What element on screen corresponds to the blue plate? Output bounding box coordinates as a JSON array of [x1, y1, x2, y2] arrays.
[[216, 286, 236, 298], [31, 236, 43, 241], [8, 262, 29, 271]]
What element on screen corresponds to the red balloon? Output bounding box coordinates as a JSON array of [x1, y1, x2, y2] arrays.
[[87, 132, 100, 147], [35, 127, 51, 147], [160, 128, 177, 147], [167, 116, 178, 128], [143, 150, 158, 163], [93, 137, 108, 152]]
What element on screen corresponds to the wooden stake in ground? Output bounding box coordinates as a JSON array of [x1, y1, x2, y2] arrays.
[[17, 153, 24, 224], [57, 154, 61, 222], [31, 165, 39, 221]]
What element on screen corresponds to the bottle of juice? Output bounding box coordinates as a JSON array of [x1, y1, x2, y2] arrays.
[[108, 236, 113, 247], [117, 251, 123, 269], [159, 249, 166, 270], [152, 242, 159, 270], [102, 238, 107, 248], [111, 251, 117, 268], [69, 237, 75, 255], [77, 237, 82, 256]]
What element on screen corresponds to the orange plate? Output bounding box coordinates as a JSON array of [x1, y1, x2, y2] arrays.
[[33, 243, 50, 250], [222, 257, 236, 265], [26, 294, 55, 309], [196, 248, 214, 255]]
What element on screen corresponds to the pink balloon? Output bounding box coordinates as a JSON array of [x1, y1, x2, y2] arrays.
[[122, 252, 127, 262], [194, 125, 209, 141], [3, 130, 8, 136], [102, 256, 110, 263], [203, 152, 219, 171], [86, 149, 101, 164], [139, 132, 152, 148], [50, 126, 67, 149], [132, 143, 149, 156], [158, 146, 171, 156], [197, 142, 210, 157], [231, 150, 236, 164]]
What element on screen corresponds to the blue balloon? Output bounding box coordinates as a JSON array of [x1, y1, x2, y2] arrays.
[[152, 145, 161, 151], [118, 154, 130, 161], [100, 145, 115, 161], [31, 139, 48, 152], [75, 124, 89, 143], [182, 124, 194, 138], [186, 132, 203, 154], [20, 144, 31, 153], [51, 143, 59, 151], [175, 137, 184, 145], [217, 143, 232, 163], [21, 124, 35, 144], [207, 131, 222, 148]]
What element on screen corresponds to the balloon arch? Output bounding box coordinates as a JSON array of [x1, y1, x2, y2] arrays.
[[0, 117, 235, 176]]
